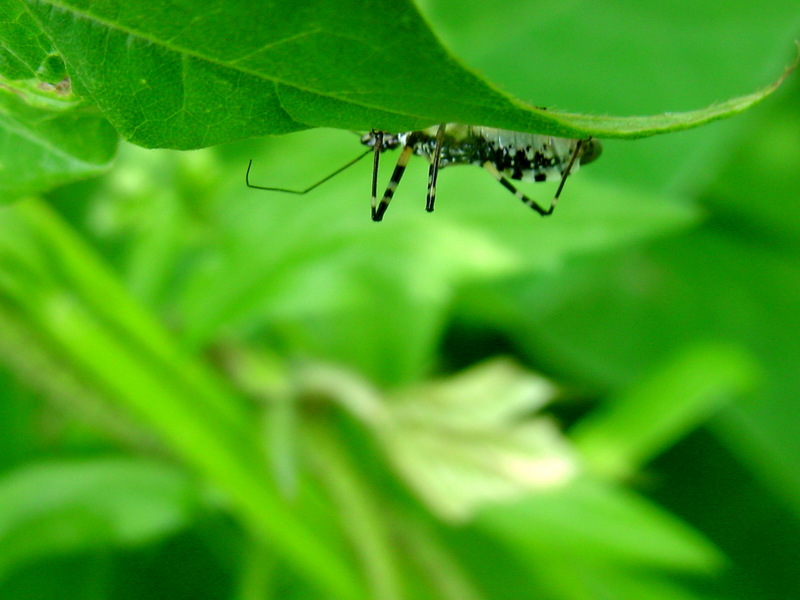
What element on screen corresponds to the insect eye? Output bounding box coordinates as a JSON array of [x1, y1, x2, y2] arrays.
[[580, 139, 603, 165]]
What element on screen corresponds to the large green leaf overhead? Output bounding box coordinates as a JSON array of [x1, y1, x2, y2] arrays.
[[18, 0, 796, 149]]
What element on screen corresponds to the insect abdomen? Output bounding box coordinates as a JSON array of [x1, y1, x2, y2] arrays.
[[404, 125, 584, 183], [472, 128, 580, 183]]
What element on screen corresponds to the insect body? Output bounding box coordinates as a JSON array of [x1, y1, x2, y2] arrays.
[[246, 123, 601, 222], [361, 124, 601, 221]]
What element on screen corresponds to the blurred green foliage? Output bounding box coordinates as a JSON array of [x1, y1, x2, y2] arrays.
[[1, 1, 800, 599]]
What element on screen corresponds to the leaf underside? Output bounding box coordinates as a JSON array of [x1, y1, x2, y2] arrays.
[[10, 0, 797, 151]]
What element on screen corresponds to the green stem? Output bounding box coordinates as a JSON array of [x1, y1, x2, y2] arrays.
[[303, 421, 403, 600]]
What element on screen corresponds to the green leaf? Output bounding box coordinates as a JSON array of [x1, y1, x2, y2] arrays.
[[21, 0, 796, 150], [0, 199, 365, 600], [571, 341, 761, 480], [554, 58, 796, 138], [0, 0, 63, 80], [0, 85, 117, 200], [0, 458, 201, 582], [0, 0, 116, 200], [305, 359, 579, 522], [478, 477, 725, 599]]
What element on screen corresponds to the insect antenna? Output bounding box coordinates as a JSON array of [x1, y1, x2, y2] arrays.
[[246, 148, 373, 195]]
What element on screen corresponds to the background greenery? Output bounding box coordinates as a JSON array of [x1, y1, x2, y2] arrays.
[[1, 0, 799, 599]]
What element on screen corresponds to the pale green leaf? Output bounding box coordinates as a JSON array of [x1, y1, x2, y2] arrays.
[[378, 360, 577, 521]]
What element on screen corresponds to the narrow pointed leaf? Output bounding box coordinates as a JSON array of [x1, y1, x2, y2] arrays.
[[0, 199, 364, 600]]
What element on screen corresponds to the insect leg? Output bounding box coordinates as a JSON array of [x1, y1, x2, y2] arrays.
[[373, 145, 414, 222], [370, 131, 384, 218], [482, 161, 553, 216], [551, 139, 584, 210], [425, 123, 447, 212], [481, 139, 586, 216]]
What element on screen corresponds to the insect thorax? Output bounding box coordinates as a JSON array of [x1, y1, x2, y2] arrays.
[[361, 124, 601, 183]]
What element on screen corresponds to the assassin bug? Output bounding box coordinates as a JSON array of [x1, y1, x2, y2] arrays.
[[246, 123, 601, 221]]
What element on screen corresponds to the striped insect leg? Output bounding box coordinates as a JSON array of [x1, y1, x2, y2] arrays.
[[425, 123, 447, 212], [370, 131, 384, 218], [482, 139, 585, 217], [373, 145, 414, 222], [482, 161, 554, 216]]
